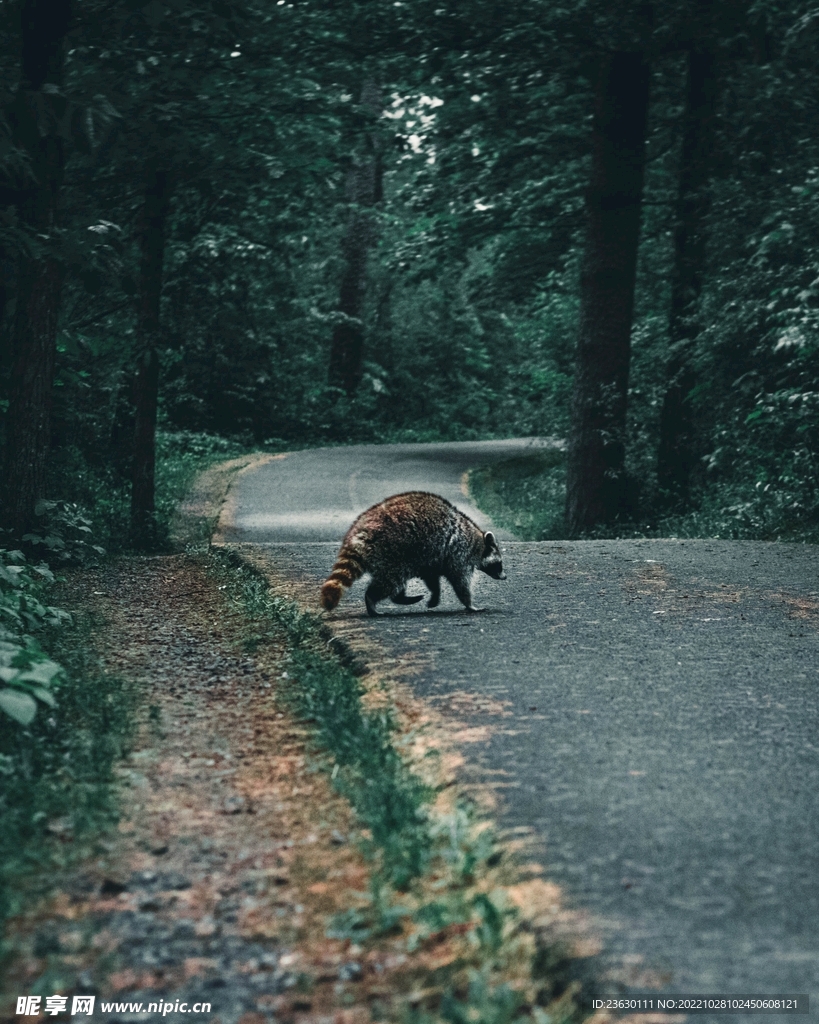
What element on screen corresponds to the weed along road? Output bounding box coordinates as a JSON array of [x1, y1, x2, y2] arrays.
[[220, 441, 819, 1011]]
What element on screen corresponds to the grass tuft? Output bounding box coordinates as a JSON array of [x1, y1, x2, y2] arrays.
[[469, 451, 568, 540]]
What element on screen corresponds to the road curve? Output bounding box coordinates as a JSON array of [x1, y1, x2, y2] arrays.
[[222, 441, 819, 1016], [219, 438, 550, 544]]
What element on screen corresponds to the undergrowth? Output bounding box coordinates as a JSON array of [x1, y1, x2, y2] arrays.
[[0, 437, 248, 933], [210, 548, 593, 1024], [0, 607, 138, 932], [469, 449, 819, 541], [47, 430, 252, 554], [469, 451, 568, 541]]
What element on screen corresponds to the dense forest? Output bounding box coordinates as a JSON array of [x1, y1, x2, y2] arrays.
[[1, 0, 818, 549], [2, 0, 819, 981]]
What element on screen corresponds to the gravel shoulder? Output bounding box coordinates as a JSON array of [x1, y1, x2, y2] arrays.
[[1, 557, 421, 1024]]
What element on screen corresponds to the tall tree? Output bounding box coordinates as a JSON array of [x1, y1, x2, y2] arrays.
[[565, 48, 651, 534], [328, 79, 384, 395], [66, 0, 263, 541], [656, 34, 718, 506], [2, 0, 72, 535], [130, 160, 171, 547]]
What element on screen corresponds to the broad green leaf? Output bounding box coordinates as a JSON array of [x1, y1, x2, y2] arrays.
[[17, 661, 63, 686], [0, 688, 37, 725], [31, 687, 57, 707], [0, 565, 22, 586]]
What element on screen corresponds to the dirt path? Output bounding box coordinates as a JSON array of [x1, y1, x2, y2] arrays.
[[2, 556, 414, 1024]]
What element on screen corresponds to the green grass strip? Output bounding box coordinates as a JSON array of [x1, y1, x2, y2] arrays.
[[469, 450, 568, 541], [211, 548, 434, 891]]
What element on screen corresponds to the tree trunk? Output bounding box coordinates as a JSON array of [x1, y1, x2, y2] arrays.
[[565, 51, 651, 535], [328, 81, 383, 395], [130, 163, 170, 549], [1, 0, 71, 537], [656, 41, 718, 506]]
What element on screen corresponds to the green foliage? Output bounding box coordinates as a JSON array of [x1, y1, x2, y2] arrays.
[[153, 430, 250, 535], [439, 970, 523, 1024], [0, 547, 69, 728], [683, 156, 819, 539], [45, 430, 250, 555], [3, 0, 819, 547], [23, 500, 106, 566], [462, 3, 819, 540], [295, 650, 433, 887], [358, 243, 576, 441], [0, 611, 137, 927]]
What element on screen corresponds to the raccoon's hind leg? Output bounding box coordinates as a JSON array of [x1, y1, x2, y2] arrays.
[[365, 578, 401, 617], [364, 582, 386, 616], [446, 571, 482, 613], [422, 575, 441, 609], [391, 587, 424, 606]]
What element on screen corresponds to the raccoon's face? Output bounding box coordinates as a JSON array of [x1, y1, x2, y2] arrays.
[[479, 531, 506, 579]]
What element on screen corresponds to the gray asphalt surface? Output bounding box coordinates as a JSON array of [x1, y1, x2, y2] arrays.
[[223, 441, 819, 1017], [221, 439, 545, 544]]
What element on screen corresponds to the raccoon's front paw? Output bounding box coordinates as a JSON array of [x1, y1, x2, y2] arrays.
[[427, 596, 440, 609], [465, 605, 484, 614]]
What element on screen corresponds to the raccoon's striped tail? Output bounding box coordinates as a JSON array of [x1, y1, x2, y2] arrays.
[[321, 546, 365, 611]]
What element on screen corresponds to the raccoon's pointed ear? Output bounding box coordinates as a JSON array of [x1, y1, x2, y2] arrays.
[[484, 531, 496, 551]]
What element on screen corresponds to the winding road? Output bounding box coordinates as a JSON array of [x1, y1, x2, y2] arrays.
[[220, 440, 819, 1016]]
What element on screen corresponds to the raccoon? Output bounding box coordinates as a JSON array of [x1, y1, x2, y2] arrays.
[[320, 491, 506, 617]]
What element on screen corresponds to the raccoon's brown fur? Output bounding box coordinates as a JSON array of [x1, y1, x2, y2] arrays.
[[320, 492, 506, 616]]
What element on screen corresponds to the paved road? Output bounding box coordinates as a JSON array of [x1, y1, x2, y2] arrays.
[[220, 439, 545, 544], [222, 441, 819, 1017]]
